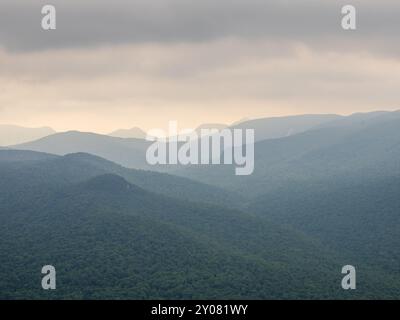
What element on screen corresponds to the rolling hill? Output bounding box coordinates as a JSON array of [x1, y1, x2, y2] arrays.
[[12, 131, 152, 170], [0, 150, 241, 207], [1, 168, 398, 299]]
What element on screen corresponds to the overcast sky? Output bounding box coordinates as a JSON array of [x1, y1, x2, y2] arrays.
[[0, 0, 399, 132]]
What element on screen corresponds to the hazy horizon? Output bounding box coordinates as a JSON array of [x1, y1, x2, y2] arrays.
[[1, 109, 399, 135], [1, 1, 400, 133]]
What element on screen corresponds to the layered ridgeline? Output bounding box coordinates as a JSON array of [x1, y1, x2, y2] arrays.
[[230, 114, 340, 142], [170, 110, 400, 296], [0, 150, 240, 207], [1, 150, 399, 299], [12, 131, 152, 170], [10, 114, 343, 171], [174, 110, 400, 194], [2, 110, 400, 299]]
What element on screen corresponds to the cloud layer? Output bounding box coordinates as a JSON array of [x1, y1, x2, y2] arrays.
[[0, 1, 399, 132], [1, 0, 399, 55]]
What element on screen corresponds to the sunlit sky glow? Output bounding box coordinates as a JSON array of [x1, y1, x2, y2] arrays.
[[0, 0, 399, 133]]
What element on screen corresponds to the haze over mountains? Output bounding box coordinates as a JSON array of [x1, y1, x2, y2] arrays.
[[175, 110, 400, 194], [12, 131, 152, 170], [109, 127, 147, 139], [230, 114, 340, 141], [0, 125, 55, 146], [1, 110, 400, 299], [5, 112, 380, 170]]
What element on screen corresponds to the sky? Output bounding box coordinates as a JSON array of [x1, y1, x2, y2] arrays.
[[0, 0, 399, 133]]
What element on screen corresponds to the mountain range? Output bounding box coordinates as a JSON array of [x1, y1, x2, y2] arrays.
[[1, 110, 400, 299], [12, 131, 152, 170], [5, 113, 369, 171]]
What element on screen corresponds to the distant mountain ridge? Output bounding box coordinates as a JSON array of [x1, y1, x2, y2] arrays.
[[173, 110, 400, 194], [8, 113, 347, 170], [109, 127, 147, 139], [12, 130, 152, 169], [7, 111, 399, 176], [0, 124, 55, 146], [230, 114, 341, 141]]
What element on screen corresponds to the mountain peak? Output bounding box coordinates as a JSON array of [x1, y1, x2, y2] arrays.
[[109, 127, 147, 139]]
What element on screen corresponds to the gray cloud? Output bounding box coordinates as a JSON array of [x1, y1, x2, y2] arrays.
[[0, 0, 399, 56], [1, 0, 399, 132]]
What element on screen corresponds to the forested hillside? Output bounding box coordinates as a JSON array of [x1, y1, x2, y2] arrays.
[[1, 152, 399, 299], [1, 111, 400, 299]]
